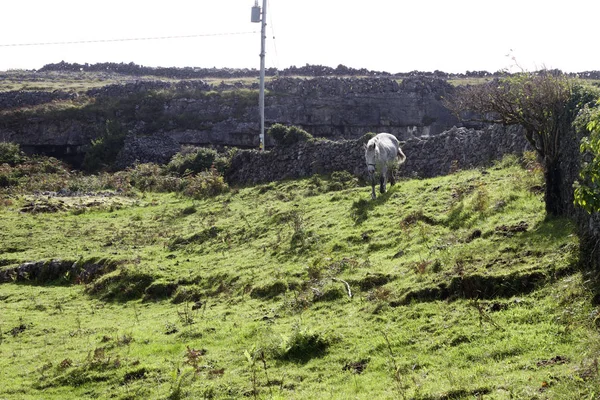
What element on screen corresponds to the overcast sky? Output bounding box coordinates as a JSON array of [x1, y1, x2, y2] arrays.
[[1, 0, 598, 74]]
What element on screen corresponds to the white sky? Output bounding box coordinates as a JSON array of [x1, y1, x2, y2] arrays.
[[1, 0, 598, 74]]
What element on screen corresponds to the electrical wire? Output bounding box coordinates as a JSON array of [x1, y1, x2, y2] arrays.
[[0, 31, 258, 47], [267, 0, 279, 70]]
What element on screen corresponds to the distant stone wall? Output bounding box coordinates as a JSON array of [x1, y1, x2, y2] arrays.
[[226, 125, 530, 184], [85, 80, 211, 98], [0, 90, 77, 110]]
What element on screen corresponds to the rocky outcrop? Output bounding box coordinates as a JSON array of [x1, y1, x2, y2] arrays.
[[0, 259, 116, 284], [262, 77, 459, 141], [115, 134, 182, 169], [0, 77, 464, 158]]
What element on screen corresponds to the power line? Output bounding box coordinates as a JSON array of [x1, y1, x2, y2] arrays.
[[0, 31, 258, 47], [267, 0, 279, 69]]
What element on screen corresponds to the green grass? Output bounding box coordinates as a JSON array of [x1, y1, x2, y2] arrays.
[[1, 157, 599, 399]]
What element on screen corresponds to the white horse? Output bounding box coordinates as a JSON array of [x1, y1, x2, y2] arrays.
[[364, 133, 406, 199]]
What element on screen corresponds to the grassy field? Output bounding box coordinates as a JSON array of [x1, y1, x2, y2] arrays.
[[1, 154, 599, 399]]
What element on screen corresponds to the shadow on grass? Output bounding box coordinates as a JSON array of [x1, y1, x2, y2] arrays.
[[350, 187, 396, 225]]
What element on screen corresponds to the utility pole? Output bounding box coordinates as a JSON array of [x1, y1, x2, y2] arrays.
[[251, 0, 267, 150]]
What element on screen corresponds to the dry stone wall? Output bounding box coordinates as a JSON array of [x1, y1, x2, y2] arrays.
[[226, 125, 530, 184], [0, 90, 77, 110]]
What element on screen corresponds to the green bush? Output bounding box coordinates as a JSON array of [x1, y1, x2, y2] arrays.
[[327, 170, 358, 192], [166, 146, 232, 176], [82, 120, 127, 172], [267, 124, 313, 146], [276, 325, 330, 362], [358, 132, 377, 145], [182, 168, 229, 199], [0, 142, 26, 166], [0, 167, 19, 188], [574, 99, 600, 213], [126, 163, 183, 193]]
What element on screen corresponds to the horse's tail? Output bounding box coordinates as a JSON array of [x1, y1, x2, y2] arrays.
[[397, 148, 406, 164]]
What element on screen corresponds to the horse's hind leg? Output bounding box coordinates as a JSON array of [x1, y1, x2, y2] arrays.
[[389, 169, 396, 186]]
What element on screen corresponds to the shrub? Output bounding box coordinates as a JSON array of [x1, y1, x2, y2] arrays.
[[0, 142, 26, 166], [267, 124, 313, 146], [574, 99, 600, 213], [82, 120, 127, 172], [358, 132, 377, 145], [166, 146, 232, 176], [267, 124, 288, 144], [276, 325, 330, 362], [327, 170, 358, 192], [182, 168, 229, 199], [125, 163, 183, 193]]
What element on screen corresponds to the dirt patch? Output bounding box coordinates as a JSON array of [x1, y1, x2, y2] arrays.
[[250, 280, 288, 299], [86, 269, 155, 301], [354, 272, 393, 291], [537, 355, 569, 367], [168, 226, 222, 250], [10, 323, 28, 337], [393, 264, 575, 306], [20, 198, 67, 213], [343, 359, 369, 374], [495, 221, 529, 236], [20, 194, 136, 214], [143, 280, 178, 301], [0, 258, 118, 284], [401, 211, 438, 227], [465, 229, 482, 243]]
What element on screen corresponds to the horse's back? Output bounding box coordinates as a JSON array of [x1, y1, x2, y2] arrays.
[[375, 132, 399, 145], [374, 133, 399, 161]]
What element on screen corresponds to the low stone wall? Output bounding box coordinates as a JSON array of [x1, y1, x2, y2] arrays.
[[85, 80, 211, 99], [0, 90, 77, 110], [558, 125, 600, 272], [226, 125, 530, 184]]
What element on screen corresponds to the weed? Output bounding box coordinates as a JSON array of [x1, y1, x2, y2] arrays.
[[276, 324, 330, 363], [244, 345, 273, 399], [381, 330, 409, 398], [167, 367, 194, 400], [472, 183, 490, 212], [184, 345, 207, 374], [244, 346, 260, 400], [350, 198, 370, 224], [177, 301, 198, 326], [165, 322, 179, 335], [413, 260, 432, 274]]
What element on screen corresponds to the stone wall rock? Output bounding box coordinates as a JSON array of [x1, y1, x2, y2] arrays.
[[226, 125, 530, 184], [0, 90, 77, 110], [0, 76, 465, 156], [115, 134, 182, 169]]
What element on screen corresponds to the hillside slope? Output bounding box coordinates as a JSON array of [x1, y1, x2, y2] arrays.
[[1, 157, 599, 399]]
